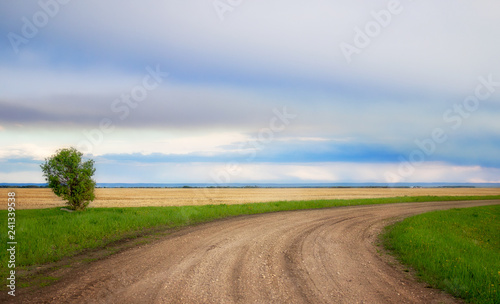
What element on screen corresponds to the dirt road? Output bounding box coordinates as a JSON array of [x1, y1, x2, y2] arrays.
[[17, 200, 499, 303]]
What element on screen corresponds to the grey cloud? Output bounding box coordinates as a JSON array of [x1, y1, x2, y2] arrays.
[[0, 86, 282, 130], [0, 102, 53, 123], [0, 96, 115, 126], [3, 1, 499, 95]]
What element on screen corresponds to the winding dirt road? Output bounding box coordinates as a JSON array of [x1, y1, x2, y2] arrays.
[[18, 200, 499, 303]]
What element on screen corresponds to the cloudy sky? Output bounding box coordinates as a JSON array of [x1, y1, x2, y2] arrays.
[[1, 0, 499, 184]]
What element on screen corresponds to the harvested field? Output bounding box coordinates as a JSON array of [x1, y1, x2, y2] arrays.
[[2, 187, 500, 210]]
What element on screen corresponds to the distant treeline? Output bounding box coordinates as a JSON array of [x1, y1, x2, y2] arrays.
[[437, 186, 476, 188], [1, 185, 476, 189], [0, 185, 48, 188], [95, 185, 476, 189]]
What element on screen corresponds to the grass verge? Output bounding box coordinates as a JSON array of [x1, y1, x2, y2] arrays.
[[382, 205, 500, 304], [0, 195, 499, 289]]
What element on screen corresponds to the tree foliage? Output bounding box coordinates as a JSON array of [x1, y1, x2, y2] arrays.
[[41, 148, 96, 211]]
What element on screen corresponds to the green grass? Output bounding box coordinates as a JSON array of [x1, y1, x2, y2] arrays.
[[383, 205, 500, 304], [0, 194, 498, 289]]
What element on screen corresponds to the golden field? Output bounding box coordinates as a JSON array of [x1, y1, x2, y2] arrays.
[[1, 187, 500, 210]]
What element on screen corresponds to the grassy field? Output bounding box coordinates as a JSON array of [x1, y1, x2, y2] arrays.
[[1, 194, 499, 288], [2, 187, 500, 209], [383, 205, 500, 304]]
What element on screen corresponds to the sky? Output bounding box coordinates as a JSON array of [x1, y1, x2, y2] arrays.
[[1, 0, 499, 184]]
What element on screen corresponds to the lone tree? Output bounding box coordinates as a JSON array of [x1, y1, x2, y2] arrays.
[[41, 147, 96, 211]]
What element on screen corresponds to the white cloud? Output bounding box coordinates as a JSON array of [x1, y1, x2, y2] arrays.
[[0, 171, 44, 183], [0, 128, 251, 159], [135, 131, 250, 156], [288, 166, 338, 181], [0, 144, 60, 161], [95, 162, 500, 184]]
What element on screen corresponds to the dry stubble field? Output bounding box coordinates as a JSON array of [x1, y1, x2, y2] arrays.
[[1, 187, 500, 210]]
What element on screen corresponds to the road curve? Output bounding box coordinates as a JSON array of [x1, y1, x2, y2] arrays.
[[19, 200, 499, 303]]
